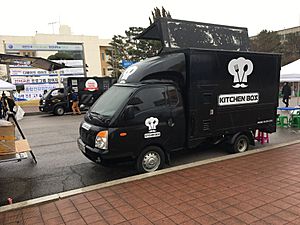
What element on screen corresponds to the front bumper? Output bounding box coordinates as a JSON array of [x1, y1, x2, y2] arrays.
[[39, 105, 53, 112]]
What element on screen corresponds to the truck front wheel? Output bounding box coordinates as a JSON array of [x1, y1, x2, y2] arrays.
[[54, 106, 65, 116], [230, 134, 249, 153], [137, 146, 165, 173]]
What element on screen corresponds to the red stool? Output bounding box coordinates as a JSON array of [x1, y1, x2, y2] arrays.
[[255, 130, 269, 144]]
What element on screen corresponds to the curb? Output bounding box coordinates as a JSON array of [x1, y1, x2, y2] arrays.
[[1, 139, 300, 213], [25, 112, 42, 116]]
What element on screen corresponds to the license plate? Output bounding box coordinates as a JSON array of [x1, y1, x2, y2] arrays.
[[82, 122, 91, 131], [78, 141, 86, 153]]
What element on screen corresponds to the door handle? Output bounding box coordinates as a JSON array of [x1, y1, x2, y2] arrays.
[[168, 118, 175, 127]]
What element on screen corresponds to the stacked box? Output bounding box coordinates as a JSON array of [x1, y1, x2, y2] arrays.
[[0, 124, 16, 155]]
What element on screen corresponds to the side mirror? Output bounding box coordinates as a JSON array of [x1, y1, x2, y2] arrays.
[[124, 105, 135, 120]]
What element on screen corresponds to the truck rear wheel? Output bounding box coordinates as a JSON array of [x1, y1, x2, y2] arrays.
[[230, 134, 249, 153], [137, 146, 165, 173], [54, 106, 65, 116]]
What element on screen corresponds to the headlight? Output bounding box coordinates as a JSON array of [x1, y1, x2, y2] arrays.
[[42, 100, 45, 104], [95, 130, 108, 150]]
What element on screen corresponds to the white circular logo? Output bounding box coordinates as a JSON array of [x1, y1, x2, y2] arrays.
[[120, 66, 138, 82], [84, 79, 98, 91]]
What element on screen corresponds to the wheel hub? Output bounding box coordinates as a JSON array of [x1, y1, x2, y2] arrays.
[[142, 151, 161, 172]]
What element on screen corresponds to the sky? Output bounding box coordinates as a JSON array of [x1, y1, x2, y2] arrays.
[[0, 0, 300, 39]]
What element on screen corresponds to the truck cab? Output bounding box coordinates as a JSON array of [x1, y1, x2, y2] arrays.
[[39, 88, 68, 115]]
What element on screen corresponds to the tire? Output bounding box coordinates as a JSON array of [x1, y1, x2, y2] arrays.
[[230, 134, 249, 153], [136, 146, 165, 173], [54, 106, 65, 116]]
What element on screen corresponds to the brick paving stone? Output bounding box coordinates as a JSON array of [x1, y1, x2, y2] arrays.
[[249, 208, 271, 220], [94, 203, 113, 213], [59, 206, 77, 216], [55, 199, 74, 210], [44, 216, 64, 225], [62, 211, 82, 223], [286, 205, 300, 215], [22, 207, 41, 219], [84, 191, 102, 202], [169, 212, 191, 224], [65, 218, 87, 225], [157, 206, 181, 217], [271, 200, 293, 209], [70, 195, 89, 205], [115, 204, 134, 214], [194, 214, 218, 225], [179, 220, 200, 225], [75, 202, 93, 211], [234, 202, 256, 212], [90, 198, 108, 207], [40, 202, 58, 213], [83, 213, 103, 224], [222, 206, 243, 217], [209, 210, 231, 221], [41, 210, 61, 221], [262, 214, 289, 225], [120, 209, 141, 220], [276, 210, 299, 222], [100, 209, 121, 219], [236, 212, 259, 224], [222, 217, 247, 225], [182, 208, 205, 219], [79, 207, 98, 218], [23, 216, 43, 225], [144, 210, 165, 222], [129, 216, 152, 225], [196, 204, 218, 214]]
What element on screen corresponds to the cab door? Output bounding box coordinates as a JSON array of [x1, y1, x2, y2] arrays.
[[165, 85, 186, 151], [113, 86, 170, 157]]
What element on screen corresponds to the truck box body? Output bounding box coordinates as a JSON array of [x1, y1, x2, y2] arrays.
[[186, 49, 280, 147]]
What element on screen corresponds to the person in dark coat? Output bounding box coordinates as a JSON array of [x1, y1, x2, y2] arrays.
[[282, 82, 292, 107], [6, 96, 16, 113]]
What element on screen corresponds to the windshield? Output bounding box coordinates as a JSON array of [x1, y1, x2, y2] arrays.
[[90, 85, 135, 118]]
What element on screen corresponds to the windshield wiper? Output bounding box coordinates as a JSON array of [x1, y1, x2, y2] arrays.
[[89, 111, 111, 124], [90, 111, 100, 115]]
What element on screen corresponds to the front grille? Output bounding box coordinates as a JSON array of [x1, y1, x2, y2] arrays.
[[80, 127, 96, 148]]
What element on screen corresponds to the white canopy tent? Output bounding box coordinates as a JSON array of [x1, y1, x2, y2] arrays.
[[0, 79, 16, 91], [280, 59, 300, 82]]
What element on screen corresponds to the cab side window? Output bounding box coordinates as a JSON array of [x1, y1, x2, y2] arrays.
[[167, 86, 180, 106], [130, 87, 167, 114]]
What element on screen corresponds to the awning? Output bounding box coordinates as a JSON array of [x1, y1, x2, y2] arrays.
[[0, 80, 16, 91], [280, 59, 300, 82], [0, 53, 70, 71]]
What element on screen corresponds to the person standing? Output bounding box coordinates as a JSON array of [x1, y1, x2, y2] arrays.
[[6, 96, 16, 113], [282, 82, 292, 107], [0, 97, 2, 119], [1, 92, 8, 118], [70, 89, 81, 115]]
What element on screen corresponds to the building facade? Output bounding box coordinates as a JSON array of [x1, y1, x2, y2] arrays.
[[0, 25, 111, 100]]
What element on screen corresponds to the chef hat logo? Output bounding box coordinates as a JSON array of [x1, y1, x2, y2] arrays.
[[145, 117, 159, 131], [228, 57, 253, 88]]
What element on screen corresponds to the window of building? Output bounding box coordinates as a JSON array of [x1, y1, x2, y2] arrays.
[[101, 53, 105, 61], [102, 68, 106, 75]]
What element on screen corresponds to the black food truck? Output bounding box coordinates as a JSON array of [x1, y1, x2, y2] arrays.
[[78, 18, 281, 173], [39, 77, 113, 115]]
